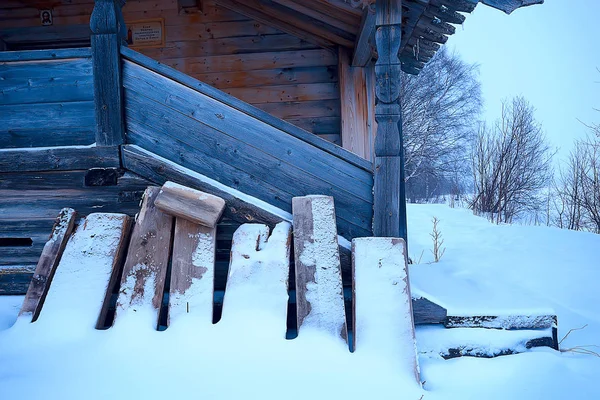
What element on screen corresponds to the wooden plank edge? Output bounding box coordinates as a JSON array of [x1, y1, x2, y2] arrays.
[[0, 47, 92, 62], [119, 46, 373, 172]]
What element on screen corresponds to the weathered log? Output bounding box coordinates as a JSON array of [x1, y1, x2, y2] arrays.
[[155, 181, 226, 228]]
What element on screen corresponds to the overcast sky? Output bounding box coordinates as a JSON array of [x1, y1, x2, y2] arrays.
[[447, 0, 600, 162]]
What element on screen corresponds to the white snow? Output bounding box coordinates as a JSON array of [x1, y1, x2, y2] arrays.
[[0, 203, 599, 399]]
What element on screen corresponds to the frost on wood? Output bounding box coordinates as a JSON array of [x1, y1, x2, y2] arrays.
[[221, 222, 291, 337], [352, 237, 420, 384], [115, 187, 173, 329], [292, 195, 347, 341], [445, 314, 557, 330], [36, 213, 129, 329], [169, 218, 216, 326]]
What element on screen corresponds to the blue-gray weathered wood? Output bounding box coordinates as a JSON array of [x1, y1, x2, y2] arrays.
[[0, 128, 95, 149], [90, 0, 125, 146], [0, 102, 95, 132], [0, 146, 120, 172], [373, 0, 407, 241], [0, 48, 91, 62], [120, 46, 371, 172], [123, 91, 372, 238], [121, 61, 373, 190], [352, 6, 376, 67]]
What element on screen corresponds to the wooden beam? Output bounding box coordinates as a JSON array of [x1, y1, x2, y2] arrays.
[[372, 0, 407, 241], [0, 146, 120, 173], [338, 47, 372, 161], [154, 181, 226, 228], [352, 5, 376, 67], [213, 0, 355, 49], [90, 0, 125, 146], [19, 208, 77, 323]]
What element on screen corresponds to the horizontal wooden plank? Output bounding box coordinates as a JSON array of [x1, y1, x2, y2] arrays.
[[193, 66, 337, 89], [0, 48, 91, 62], [0, 146, 120, 172], [0, 82, 94, 105], [141, 34, 317, 60], [0, 266, 35, 295], [0, 101, 95, 131], [286, 116, 340, 135], [120, 47, 371, 172], [0, 24, 91, 45], [0, 57, 92, 79], [123, 91, 372, 233], [225, 82, 339, 104], [256, 99, 340, 119], [0, 169, 148, 190], [163, 19, 281, 42], [122, 63, 371, 190], [0, 128, 95, 149]]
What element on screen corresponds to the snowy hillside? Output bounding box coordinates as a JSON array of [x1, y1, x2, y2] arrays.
[[1, 204, 599, 400]]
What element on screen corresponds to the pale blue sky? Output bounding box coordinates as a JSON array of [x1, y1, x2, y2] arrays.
[[448, 0, 600, 161]]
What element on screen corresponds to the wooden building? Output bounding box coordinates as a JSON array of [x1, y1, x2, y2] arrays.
[[0, 0, 543, 323]]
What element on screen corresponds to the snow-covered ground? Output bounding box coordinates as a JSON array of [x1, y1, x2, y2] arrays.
[[1, 204, 599, 399]]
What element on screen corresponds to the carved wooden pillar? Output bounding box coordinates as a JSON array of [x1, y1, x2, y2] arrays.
[[90, 0, 126, 146], [373, 0, 407, 242]]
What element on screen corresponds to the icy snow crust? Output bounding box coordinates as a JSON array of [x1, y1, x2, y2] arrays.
[[1, 204, 599, 399]]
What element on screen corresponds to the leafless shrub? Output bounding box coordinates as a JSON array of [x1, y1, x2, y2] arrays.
[[470, 97, 554, 224], [430, 217, 446, 262]]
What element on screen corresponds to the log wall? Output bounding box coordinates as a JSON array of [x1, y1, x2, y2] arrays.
[[0, 0, 342, 144]]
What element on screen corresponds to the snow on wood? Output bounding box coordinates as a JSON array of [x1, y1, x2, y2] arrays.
[[35, 213, 131, 329], [352, 237, 420, 384], [292, 195, 347, 342], [445, 314, 557, 330], [115, 187, 173, 329], [19, 208, 77, 322], [168, 218, 216, 326], [155, 181, 226, 228], [221, 222, 291, 338]]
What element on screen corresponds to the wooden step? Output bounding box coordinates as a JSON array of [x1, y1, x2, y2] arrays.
[[292, 195, 347, 342], [34, 213, 131, 329]]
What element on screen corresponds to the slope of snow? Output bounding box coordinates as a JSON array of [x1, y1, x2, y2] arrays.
[[0, 204, 599, 399]]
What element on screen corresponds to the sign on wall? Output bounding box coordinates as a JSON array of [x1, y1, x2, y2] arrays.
[[126, 18, 165, 49]]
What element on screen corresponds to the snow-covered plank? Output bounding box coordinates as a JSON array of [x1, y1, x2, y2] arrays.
[[35, 213, 131, 329], [19, 208, 76, 322], [168, 218, 216, 326], [115, 186, 174, 329], [292, 195, 347, 342], [352, 237, 420, 383], [155, 181, 226, 228], [221, 222, 291, 337], [444, 314, 557, 330]]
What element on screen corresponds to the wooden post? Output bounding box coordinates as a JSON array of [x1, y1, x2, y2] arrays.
[[90, 0, 126, 146], [373, 0, 407, 242]]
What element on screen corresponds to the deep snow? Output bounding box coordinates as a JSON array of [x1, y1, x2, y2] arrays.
[[1, 204, 599, 399]]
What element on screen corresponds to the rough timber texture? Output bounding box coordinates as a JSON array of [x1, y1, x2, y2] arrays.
[[155, 181, 226, 228], [292, 195, 347, 342], [36, 213, 131, 329], [115, 187, 174, 329], [168, 218, 216, 326], [19, 208, 77, 323], [352, 237, 419, 383], [221, 222, 292, 337]]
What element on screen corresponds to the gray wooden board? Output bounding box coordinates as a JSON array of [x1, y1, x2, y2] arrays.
[[120, 47, 371, 172], [0, 82, 94, 105], [412, 297, 448, 324], [292, 195, 348, 341], [121, 61, 373, 189], [444, 315, 557, 330], [168, 219, 216, 325], [127, 102, 372, 241], [0, 101, 95, 132], [0, 48, 91, 62], [373, 156, 402, 237], [0, 58, 92, 79], [19, 208, 76, 322], [0, 128, 95, 149], [0, 146, 119, 172], [0, 266, 36, 295], [115, 187, 174, 328]]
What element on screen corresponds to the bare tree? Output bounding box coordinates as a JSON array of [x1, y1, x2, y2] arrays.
[[470, 97, 554, 223], [401, 47, 482, 202], [553, 133, 600, 233]]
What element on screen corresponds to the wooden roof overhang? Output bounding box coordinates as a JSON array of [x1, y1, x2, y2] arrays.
[[213, 0, 543, 74]]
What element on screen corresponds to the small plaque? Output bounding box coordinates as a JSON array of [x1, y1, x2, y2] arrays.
[[40, 9, 53, 26], [126, 18, 165, 49]]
